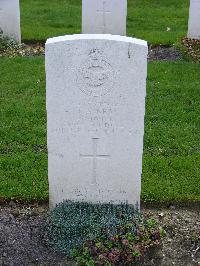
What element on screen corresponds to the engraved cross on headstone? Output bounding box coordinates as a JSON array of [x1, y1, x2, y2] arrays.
[[80, 138, 110, 185], [96, 1, 111, 33]]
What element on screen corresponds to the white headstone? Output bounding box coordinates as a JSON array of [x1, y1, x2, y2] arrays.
[[46, 34, 148, 208], [0, 0, 21, 42], [82, 0, 127, 35], [188, 0, 200, 39]]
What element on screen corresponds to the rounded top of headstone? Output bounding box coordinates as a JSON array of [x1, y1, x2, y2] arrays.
[[46, 34, 147, 48]]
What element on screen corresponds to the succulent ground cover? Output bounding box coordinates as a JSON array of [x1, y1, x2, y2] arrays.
[[0, 36, 44, 57], [43, 202, 141, 255], [43, 201, 165, 265], [0, 37, 21, 52], [182, 38, 200, 62], [70, 218, 164, 265]]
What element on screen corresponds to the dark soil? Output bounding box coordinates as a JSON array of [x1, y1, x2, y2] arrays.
[[0, 203, 199, 266], [148, 46, 182, 61], [0, 42, 183, 61]]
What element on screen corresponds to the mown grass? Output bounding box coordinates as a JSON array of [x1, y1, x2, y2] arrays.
[[0, 57, 47, 200], [0, 57, 199, 202], [144, 61, 200, 202], [20, 0, 189, 45]]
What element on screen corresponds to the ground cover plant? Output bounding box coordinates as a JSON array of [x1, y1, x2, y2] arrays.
[[0, 36, 21, 53], [0, 204, 199, 265], [0, 57, 199, 202], [20, 0, 189, 45], [182, 38, 200, 62], [0, 35, 44, 57], [43, 201, 165, 265]]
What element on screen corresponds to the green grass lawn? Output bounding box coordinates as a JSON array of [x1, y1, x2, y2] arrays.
[[20, 0, 189, 45], [1, 57, 199, 202], [0, 57, 47, 200]]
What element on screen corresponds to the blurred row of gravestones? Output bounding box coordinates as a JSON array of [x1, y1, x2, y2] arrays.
[[0, 0, 199, 43]]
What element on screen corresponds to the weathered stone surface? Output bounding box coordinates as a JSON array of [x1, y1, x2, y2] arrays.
[[0, 0, 21, 42], [46, 34, 148, 208], [188, 0, 200, 39], [82, 0, 127, 35]]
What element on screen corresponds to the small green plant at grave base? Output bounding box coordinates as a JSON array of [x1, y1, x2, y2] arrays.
[[0, 35, 22, 52], [42, 201, 165, 265], [71, 219, 165, 265], [182, 38, 200, 62], [191, 226, 200, 246], [43, 201, 140, 255]]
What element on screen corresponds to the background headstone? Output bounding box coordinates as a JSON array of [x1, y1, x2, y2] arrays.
[[0, 0, 21, 42], [188, 0, 200, 39], [82, 0, 127, 35], [46, 34, 148, 208]]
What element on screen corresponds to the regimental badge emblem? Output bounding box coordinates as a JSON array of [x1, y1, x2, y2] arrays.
[[78, 49, 114, 97]]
